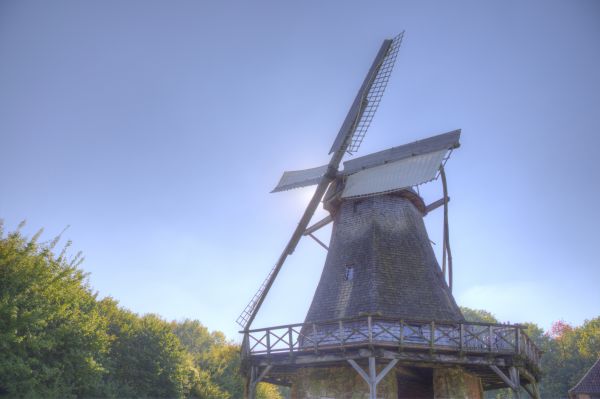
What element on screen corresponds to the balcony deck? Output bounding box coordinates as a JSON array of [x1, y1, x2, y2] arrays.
[[241, 316, 542, 392]]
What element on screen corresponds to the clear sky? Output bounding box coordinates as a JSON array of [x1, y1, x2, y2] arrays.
[[1, 0, 598, 340]]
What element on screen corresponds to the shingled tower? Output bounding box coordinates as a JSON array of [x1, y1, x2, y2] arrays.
[[237, 34, 542, 399], [304, 191, 463, 325]]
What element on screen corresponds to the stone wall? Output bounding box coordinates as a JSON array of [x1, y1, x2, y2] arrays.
[[289, 364, 483, 399], [290, 364, 397, 399], [433, 368, 483, 399]]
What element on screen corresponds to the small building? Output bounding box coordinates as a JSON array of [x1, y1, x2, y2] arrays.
[[569, 357, 600, 399]]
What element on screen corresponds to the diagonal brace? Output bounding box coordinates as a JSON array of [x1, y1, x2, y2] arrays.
[[248, 365, 272, 399], [489, 365, 517, 391], [348, 357, 399, 399], [308, 233, 329, 250], [522, 384, 536, 399]]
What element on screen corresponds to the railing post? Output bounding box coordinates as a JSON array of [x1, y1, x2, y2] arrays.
[[516, 327, 521, 355], [489, 325, 494, 352], [242, 332, 250, 358], [399, 320, 404, 350], [430, 321, 435, 351], [312, 323, 318, 354], [288, 327, 293, 354], [459, 323, 464, 352], [266, 330, 271, 357], [368, 316, 373, 346]]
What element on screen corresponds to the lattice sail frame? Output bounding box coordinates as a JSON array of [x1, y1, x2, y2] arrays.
[[346, 32, 404, 154]]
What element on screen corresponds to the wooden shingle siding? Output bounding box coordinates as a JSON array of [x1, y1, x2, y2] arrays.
[[303, 192, 463, 324]]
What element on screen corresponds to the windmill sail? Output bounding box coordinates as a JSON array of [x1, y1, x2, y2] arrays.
[[345, 33, 404, 154], [272, 130, 460, 194], [340, 129, 461, 198], [341, 148, 448, 198], [329, 32, 404, 155], [271, 165, 329, 193], [236, 263, 278, 328], [342, 129, 460, 174]]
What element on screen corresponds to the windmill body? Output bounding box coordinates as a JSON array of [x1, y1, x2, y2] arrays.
[[239, 34, 542, 399], [304, 191, 462, 325]]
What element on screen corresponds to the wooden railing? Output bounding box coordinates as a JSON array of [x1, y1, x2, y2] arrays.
[[241, 316, 542, 367]]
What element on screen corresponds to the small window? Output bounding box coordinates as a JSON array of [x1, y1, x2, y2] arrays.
[[344, 265, 354, 281]]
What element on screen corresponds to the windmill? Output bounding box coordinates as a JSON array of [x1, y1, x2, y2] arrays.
[[239, 33, 542, 399]]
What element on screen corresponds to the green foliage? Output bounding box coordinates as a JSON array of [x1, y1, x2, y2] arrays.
[[539, 318, 600, 398], [461, 308, 600, 398], [0, 224, 109, 397], [172, 319, 239, 398], [461, 306, 498, 323], [98, 300, 194, 398], [172, 319, 283, 399]]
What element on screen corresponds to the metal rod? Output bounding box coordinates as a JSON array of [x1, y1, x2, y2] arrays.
[[440, 166, 453, 292], [303, 214, 333, 235]]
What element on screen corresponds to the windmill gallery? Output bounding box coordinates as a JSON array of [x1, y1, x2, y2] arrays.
[[237, 33, 542, 399]]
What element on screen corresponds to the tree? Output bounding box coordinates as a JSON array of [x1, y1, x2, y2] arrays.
[[0, 223, 109, 397], [460, 307, 498, 323], [540, 318, 600, 398], [171, 319, 283, 399], [98, 299, 195, 398]]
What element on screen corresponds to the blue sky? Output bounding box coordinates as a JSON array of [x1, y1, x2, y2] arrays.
[[1, 0, 598, 340]]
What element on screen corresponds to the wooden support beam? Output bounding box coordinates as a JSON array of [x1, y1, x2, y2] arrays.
[[522, 384, 536, 399], [246, 366, 256, 399], [380, 349, 507, 368], [252, 346, 510, 367], [532, 381, 541, 399], [376, 358, 399, 384], [348, 357, 398, 399], [489, 365, 517, 390], [509, 366, 522, 399], [368, 357, 377, 399], [257, 365, 272, 383], [303, 214, 333, 235], [247, 365, 272, 399], [520, 366, 541, 399], [425, 196, 450, 214], [519, 366, 538, 387], [348, 359, 370, 382], [308, 233, 328, 250], [261, 377, 292, 387]]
